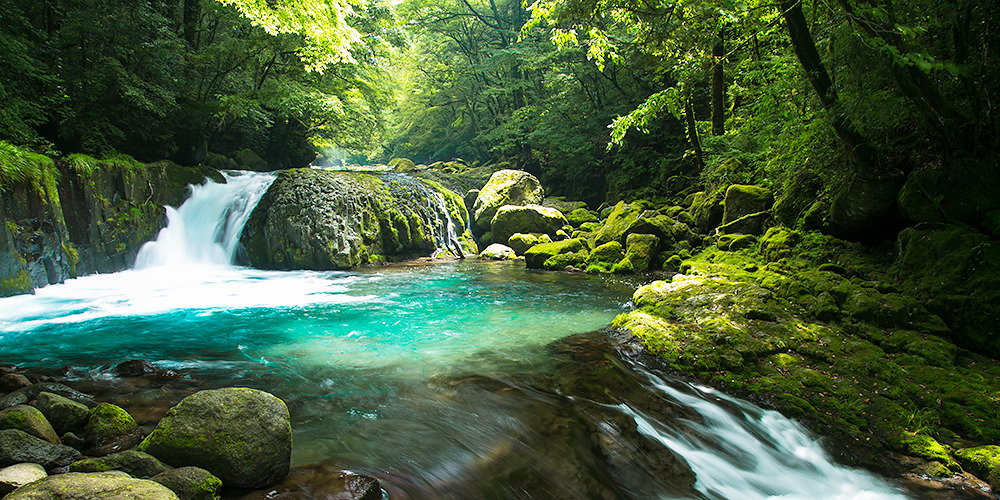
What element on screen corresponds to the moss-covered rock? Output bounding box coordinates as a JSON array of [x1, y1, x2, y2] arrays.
[[0, 404, 59, 444], [827, 176, 903, 241], [955, 445, 1000, 489], [721, 185, 773, 235], [478, 243, 517, 260], [70, 450, 172, 478], [0, 428, 83, 470], [897, 158, 1000, 227], [233, 149, 269, 172], [685, 190, 725, 233], [4, 471, 179, 499], [388, 158, 417, 172], [490, 204, 567, 244], [758, 227, 802, 261], [472, 170, 544, 232], [507, 233, 551, 256], [35, 391, 89, 436], [717, 234, 757, 252], [585, 241, 624, 274], [566, 208, 598, 227], [524, 239, 588, 270], [0, 463, 47, 496], [614, 233, 659, 273], [590, 202, 643, 247], [138, 388, 291, 489], [151, 467, 222, 500], [86, 403, 142, 456], [896, 433, 961, 472]]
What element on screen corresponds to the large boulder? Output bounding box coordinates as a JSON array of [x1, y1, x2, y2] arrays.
[[590, 202, 644, 247], [507, 233, 551, 256], [85, 403, 142, 456], [613, 234, 660, 273], [585, 241, 624, 274], [3, 471, 179, 499], [720, 185, 773, 235], [490, 205, 567, 244], [524, 239, 588, 270], [827, 176, 903, 241], [478, 243, 517, 261], [70, 450, 172, 478], [34, 392, 89, 436], [0, 405, 60, 444], [150, 467, 222, 500], [137, 388, 291, 489], [0, 429, 83, 470], [472, 170, 544, 231], [241, 169, 471, 270], [0, 463, 47, 496]]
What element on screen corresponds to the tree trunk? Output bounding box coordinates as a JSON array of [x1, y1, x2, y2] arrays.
[[183, 0, 200, 49], [685, 92, 704, 171], [779, 0, 885, 179], [711, 29, 725, 136]]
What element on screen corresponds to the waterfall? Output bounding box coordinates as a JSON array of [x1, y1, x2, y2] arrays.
[[380, 173, 463, 257], [134, 171, 275, 269]]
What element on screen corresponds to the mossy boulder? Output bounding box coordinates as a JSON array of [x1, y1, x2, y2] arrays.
[[507, 233, 551, 256], [585, 241, 625, 274], [759, 227, 802, 261], [151, 467, 222, 500], [34, 391, 89, 436], [241, 169, 470, 270], [896, 433, 960, 471], [472, 170, 544, 231], [590, 202, 643, 247], [524, 239, 588, 270], [387, 158, 417, 172], [897, 158, 1000, 226], [0, 405, 59, 444], [490, 204, 567, 244], [613, 233, 659, 273], [0, 429, 83, 470], [827, 176, 903, 241], [137, 388, 291, 489], [566, 208, 598, 227], [686, 190, 725, 233], [717, 234, 757, 252], [955, 445, 1000, 489], [70, 450, 172, 478], [86, 403, 142, 456], [0, 463, 47, 496], [4, 471, 179, 499], [478, 243, 517, 261], [232, 149, 269, 172], [721, 185, 774, 235]]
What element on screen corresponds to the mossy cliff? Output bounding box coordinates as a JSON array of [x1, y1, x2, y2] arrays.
[[241, 168, 476, 270], [1, 145, 221, 296], [612, 225, 1000, 481]]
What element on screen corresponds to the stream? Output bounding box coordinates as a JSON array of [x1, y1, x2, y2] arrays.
[[0, 171, 915, 498]]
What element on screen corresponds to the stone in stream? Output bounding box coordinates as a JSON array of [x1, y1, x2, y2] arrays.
[[138, 387, 291, 489], [69, 450, 172, 478], [3, 471, 179, 499], [85, 403, 143, 456], [0, 373, 32, 393], [478, 243, 517, 261], [0, 429, 83, 470], [0, 405, 60, 444], [473, 170, 544, 232], [150, 467, 222, 500], [0, 383, 93, 411], [34, 391, 90, 436], [112, 359, 160, 377], [0, 463, 47, 496], [489, 204, 567, 245]]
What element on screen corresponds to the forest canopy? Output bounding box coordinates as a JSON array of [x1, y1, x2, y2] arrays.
[[1, 0, 997, 220]]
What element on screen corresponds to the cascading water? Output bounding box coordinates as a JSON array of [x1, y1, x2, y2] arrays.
[[134, 171, 275, 268], [379, 172, 463, 257]]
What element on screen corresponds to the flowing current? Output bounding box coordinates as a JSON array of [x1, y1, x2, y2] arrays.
[[0, 172, 912, 499]]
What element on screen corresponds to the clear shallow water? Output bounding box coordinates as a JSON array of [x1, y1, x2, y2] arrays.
[[0, 172, 915, 499]]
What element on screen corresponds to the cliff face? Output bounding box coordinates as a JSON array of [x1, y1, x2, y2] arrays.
[[1, 160, 222, 296]]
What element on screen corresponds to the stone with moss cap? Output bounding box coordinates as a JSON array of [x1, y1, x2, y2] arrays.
[[86, 403, 142, 456], [507, 233, 551, 256], [955, 445, 1000, 489], [3, 471, 179, 499], [150, 467, 222, 500], [585, 241, 624, 274], [490, 204, 567, 244], [35, 391, 89, 436], [0, 405, 59, 444], [70, 450, 172, 478], [472, 170, 544, 232], [524, 238, 588, 270], [721, 185, 774, 235], [478, 243, 517, 261], [613, 233, 659, 273], [137, 387, 291, 489]]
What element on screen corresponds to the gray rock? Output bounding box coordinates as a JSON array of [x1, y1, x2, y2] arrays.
[[0, 463, 47, 496], [138, 388, 291, 489], [3, 471, 179, 499], [0, 429, 83, 470], [150, 467, 222, 500], [35, 392, 89, 436], [70, 450, 172, 478], [0, 405, 60, 444], [478, 244, 517, 261], [473, 170, 544, 231], [0, 383, 93, 411], [85, 403, 142, 456]]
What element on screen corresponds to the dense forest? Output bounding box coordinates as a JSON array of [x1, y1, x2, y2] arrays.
[[1, 0, 998, 232]]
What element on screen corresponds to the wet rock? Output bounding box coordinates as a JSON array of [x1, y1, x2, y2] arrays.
[[85, 403, 143, 456], [138, 388, 291, 489], [955, 445, 1000, 490], [233, 149, 269, 172], [478, 243, 517, 261], [113, 360, 159, 377], [507, 232, 551, 256], [0, 405, 60, 444], [3, 471, 179, 499], [489, 204, 567, 244], [0, 429, 83, 470], [0, 383, 93, 411], [473, 170, 544, 231], [0, 373, 32, 393], [686, 190, 725, 233], [239, 466, 380, 500], [70, 450, 172, 478], [150, 467, 222, 500], [0, 463, 47, 496], [35, 392, 89, 436]]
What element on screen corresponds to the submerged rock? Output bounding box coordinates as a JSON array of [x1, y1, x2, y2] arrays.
[[4, 471, 179, 499], [112, 360, 159, 377], [472, 170, 544, 231], [239, 465, 381, 500], [138, 387, 291, 489]]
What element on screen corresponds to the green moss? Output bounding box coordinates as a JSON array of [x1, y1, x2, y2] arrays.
[[1, 268, 33, 296], [897, 433, 960, 471], [590, 201, 643, 246], [524, 238, 587, 270], [955, 446, 1000, 488], [586, 241, 624, 274]]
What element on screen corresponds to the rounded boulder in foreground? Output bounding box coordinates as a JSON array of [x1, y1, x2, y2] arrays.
[[137, 388, 291, 489], [3, 471, 178, 499]]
